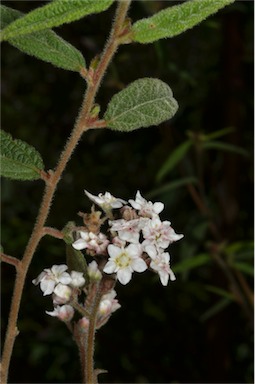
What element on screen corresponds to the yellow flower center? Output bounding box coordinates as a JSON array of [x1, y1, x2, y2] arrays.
[[116, 252, 131, 268]]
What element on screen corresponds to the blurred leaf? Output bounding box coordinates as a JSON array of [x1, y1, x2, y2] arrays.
[[0, 6, 86, 72], [147, 177, 197, 199], [0, 130, 44, 180], [1, 0, 114, 40], [205, 285, 235, 300], [225, 241, 254, 260], [231, 261, 254, 277], [200, 297, 231, 322], [132, 0, 235, 43], [203, 127, 235, 141], [203, 140, 249, 156], [156, 140, 192, 182], [104, 78, 178, 132], [173, 253, 211, 274], [66, 245, 88, 279]]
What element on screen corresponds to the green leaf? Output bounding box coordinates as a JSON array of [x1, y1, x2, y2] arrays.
[[1, 6, 86, 72], [1, 0, 114, 40], [66, 244, 88, 278], [104, 78, 178, 132], [203, 140, 249, 157], [231, 262, 254, 277], [205, 285, 235, 300], [147, 177, 197, 199], [200, 297, 231, 322], [156, 140, 192, 182], [203, 127, 235, 141], [132, 0, 235, 44], [172, 253, 211, 274], [0, 130, 44, 181]]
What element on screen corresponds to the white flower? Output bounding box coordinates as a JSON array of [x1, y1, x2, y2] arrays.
[[72, 230, 109, 255], [70, 271, 85, 287], [32, 264, 72, 296], [87, 260, 102, 281], [109, 218, 144, 244], [129, 190, 164, 218], [85, 190, 127, 210], [111, 235, 126, 248], [46, 305, 74, 322], [54, 283, 72, 302], [99, 290, 121, 317], [103, 243, 147, 285], [145, 245, 176, 286], [142, 217, 183, 249]]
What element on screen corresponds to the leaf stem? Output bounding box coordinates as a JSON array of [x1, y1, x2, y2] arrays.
[[1, 1, 131, 382]]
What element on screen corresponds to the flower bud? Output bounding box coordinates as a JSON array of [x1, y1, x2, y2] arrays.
[[78, 317, 90, 332], [87, 261, 102, 281], [46, 305, 74, 322], [54, 283, 72, 303], [70, 271, 85, 287]]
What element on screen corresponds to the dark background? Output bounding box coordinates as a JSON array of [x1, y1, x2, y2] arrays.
[[1, 1, 253, 383]]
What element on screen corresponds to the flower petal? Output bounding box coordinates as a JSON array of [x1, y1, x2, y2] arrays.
[[103, 260, 117, 274], [72, 239, 87, 250], [107, 244, 121, 259], [40, 279, 55, 296], [158, 270, 169, 286], [117, 268, 132, 285], [153, 202, 164, 214], [132, 258, 147, 272], [51, 264, 68, 275]]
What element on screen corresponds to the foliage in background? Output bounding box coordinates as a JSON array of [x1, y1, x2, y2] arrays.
[[1, 0, 253, 383]]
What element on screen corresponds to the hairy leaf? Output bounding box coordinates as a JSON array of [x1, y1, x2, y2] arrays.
[[1, 0, 114, 40], [132, 0, 235, 44], [104, 78, 178, 132], [0, 6, 85, 72], [0, 130, 44, 180]]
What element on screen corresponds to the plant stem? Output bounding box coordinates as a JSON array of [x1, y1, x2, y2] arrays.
[[1, 2, 131, 382], [85, 283, 103, 384]]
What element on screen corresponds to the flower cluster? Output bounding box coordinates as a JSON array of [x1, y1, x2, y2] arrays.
[[32, 190, 182, 330], [73, 190, 183, 286], [33, 262, 121, 326], [32, 264, 85, 319]]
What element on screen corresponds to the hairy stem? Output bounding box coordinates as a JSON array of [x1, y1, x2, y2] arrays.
[[0, 253, 20, 269], [85, 283, 103, 384], [1, 2, 131, 382]]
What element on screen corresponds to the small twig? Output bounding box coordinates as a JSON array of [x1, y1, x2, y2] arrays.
[[70, 300, 90, 319], [42, 227, 64, 240], [0, 253, 20, 269]]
